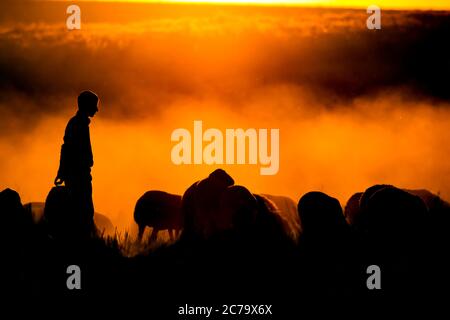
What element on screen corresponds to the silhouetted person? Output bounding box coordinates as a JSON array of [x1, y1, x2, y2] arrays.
[[54, 90, 99, 237]]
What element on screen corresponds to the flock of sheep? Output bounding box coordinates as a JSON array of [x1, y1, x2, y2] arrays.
[[1, 168, 448, 250], [134, 169, 301, 245], [133, 169, 450, 253], [1, 168, 449, 299]]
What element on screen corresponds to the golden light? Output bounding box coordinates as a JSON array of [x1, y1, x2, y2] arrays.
[[3, 0, 450, 233], [83, 0, 450, 10]]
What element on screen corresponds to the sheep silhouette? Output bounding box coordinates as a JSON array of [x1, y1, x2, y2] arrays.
[[346, 184, 403, 232], [296, 191, 354, 294], [262, 194, 301, 241], [217, 185, 258, 235], [44, 186, 97, 239], [180, 169, 300, 246], [0, 188, 32, 240], [24, 201, 114, 236], [359, 184, 393, 215], [344, 192, 363, 226], [403, 188, 450, 213], [0, 188, 35, 294], [252, 193, 299, 247], [345, 185, 449, 231], [297, 191, 348, 241], [364, 186, 428, 254], [216, 188, 299, 244], [404, 190, 450, 253], [134, 191, 182, 242], [94, 213, 115, 236], [217, 187, 297, 251], [43, 186, 76, 238], [181, 169, 234, 240]]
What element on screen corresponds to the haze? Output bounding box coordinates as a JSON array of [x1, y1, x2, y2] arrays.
[[1, 2, 449, 231]]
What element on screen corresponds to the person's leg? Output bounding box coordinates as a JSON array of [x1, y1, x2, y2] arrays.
[[81, 179, 95, 236], [67, 176, 95, 237], [65, 179, 82, 234]]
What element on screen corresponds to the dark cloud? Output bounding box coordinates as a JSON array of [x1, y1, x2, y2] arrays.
[[0, 2, 449, 131]]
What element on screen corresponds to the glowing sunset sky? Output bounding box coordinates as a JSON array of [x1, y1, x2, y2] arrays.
[[61, 0, 450, 10], [2, 1, 449, 231]]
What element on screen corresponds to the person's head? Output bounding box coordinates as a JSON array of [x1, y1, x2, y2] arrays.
[[78, 90, 99, 117]]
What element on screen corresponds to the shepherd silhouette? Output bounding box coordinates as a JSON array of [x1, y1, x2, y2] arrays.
[[54, 90, 99, 236]]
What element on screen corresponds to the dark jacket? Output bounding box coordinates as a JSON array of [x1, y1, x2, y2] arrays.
[[57, 111, 93, 180]]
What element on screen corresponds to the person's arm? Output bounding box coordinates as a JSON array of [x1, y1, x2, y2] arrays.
[[54, 143, 68, 186], [55, 121, 73, 186], [85, 124, 94, 168]]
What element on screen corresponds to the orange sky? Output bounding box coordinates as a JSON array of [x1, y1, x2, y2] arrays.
[[66, 0, 450, 10], [1, 2, 450, 234]]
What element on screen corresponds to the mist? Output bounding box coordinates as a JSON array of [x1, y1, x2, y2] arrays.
[[2, 91, 449, 231], [1, 2, 449, 231]]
